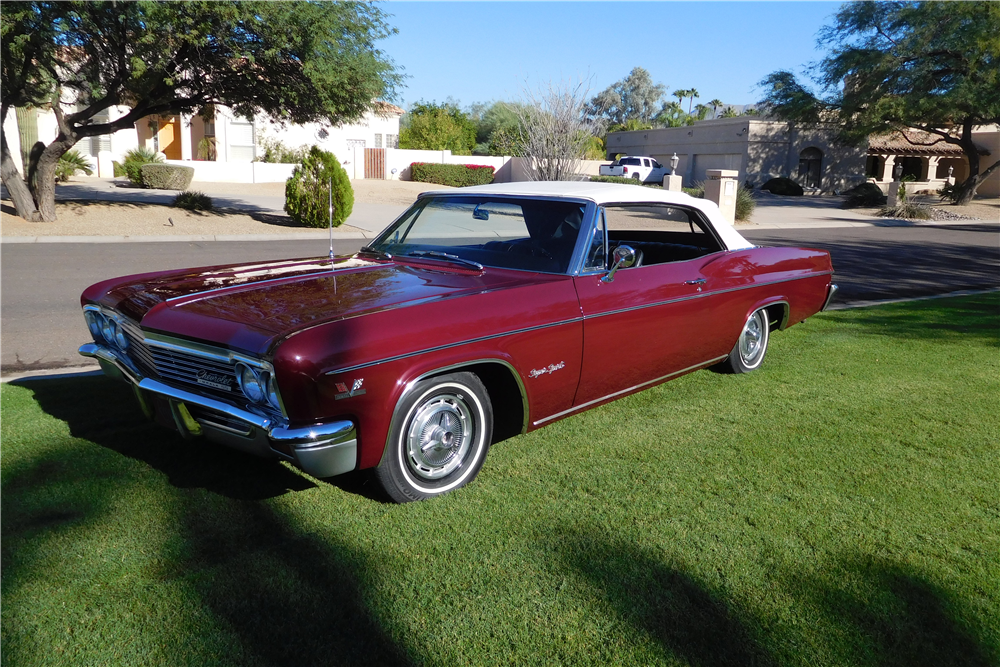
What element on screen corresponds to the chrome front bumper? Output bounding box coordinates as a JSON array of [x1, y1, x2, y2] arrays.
[[79, 343, 357, 478]]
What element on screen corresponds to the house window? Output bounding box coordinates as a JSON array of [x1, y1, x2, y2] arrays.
[[80, 106, 111, 157], [387, 134, 398, 149], [228, 118, 255, 162], [374, 133, 383, 148]]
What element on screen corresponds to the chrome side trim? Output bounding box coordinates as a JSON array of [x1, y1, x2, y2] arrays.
[[378, 358, 530, 468], [326, 317, 583, 375], [821, 283, 839, 311], [533, 355, 728, 426], [585, 272, 833, 321], [325, 272, 827, 376]]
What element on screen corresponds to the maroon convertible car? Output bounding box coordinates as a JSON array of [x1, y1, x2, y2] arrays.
[[80, 182, 836, 502]]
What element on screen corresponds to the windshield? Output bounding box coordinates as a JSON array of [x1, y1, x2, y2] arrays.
[[369, 196, 588, 273]]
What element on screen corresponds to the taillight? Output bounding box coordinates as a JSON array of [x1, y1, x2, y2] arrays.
[[623, 167, 628, 174]]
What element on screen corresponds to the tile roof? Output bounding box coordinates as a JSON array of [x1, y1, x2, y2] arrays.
[[868, 129, 988, 156]]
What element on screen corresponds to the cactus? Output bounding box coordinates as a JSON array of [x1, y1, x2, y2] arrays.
[[14, 107, 38, 171]]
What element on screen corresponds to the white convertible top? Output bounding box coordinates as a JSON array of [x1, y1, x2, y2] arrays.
[[420, 181, 753, 251]]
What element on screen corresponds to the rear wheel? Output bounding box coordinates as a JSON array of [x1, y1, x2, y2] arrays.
[[374, 372, 493, 503], [631, 172, 641, 181], [719, 308, 770, 373]]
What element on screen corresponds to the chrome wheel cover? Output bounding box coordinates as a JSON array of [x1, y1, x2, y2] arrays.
[[739, 311, 767, 368], [405, 393, 474, 480]]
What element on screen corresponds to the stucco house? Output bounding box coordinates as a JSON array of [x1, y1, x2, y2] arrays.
[[3, 101, 404, 182], [607, 118, 998, 196]]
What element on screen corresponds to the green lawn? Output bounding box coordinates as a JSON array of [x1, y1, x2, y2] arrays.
[[2, 294, 998, 666]]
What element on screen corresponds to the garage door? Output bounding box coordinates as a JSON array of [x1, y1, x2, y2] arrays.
[[691, 154, 742, 181]]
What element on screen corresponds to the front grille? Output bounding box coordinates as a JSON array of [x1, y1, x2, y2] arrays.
[[149, 346, 240, 399], [119, 318, 157, 377]]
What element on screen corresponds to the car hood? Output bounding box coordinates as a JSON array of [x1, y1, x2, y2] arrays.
[[86, 256, 551, 355]]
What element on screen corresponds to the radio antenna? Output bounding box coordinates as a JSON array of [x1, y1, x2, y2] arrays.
[[328, 176, 335, 262]]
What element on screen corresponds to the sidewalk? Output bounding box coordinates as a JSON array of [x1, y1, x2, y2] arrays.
[[2, 177, 996, 243]]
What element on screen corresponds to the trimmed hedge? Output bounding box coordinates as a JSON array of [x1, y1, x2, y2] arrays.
[[410, 162, 495, 187], [589, 175, 660, 187], [760, 177, 804, 196], [140, 164, 195, 190]]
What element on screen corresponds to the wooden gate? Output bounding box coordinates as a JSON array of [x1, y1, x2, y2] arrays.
[[364, 148, 386, 179]]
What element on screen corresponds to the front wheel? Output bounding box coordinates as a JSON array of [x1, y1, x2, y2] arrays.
[[374, 372, 493, 503], [719, 308, 770, 373]]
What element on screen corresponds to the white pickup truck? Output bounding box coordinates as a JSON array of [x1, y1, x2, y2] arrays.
[[599, 156, 668, 183]]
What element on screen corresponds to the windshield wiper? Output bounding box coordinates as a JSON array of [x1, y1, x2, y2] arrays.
[[358, 245, 393, 261], [404, 250, 484, 271]]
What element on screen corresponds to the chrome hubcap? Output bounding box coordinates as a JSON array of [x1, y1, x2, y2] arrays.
[[739, 311, 766, 366], [406, 394, 473, 480]]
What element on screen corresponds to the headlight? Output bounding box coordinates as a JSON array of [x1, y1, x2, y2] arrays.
[[84, 311, 103, 341], [101, 317, 117, 347], [236, 363, 265, 403], [265, 372, 281, 410], [114, 322, 129, 350]]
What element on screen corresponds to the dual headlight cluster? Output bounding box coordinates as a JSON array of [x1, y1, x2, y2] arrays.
[[85, 309, 129, 351], [235, 362, 282, 411]]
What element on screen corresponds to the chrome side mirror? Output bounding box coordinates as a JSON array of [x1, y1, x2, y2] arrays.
[[602, 245, 636, 283]]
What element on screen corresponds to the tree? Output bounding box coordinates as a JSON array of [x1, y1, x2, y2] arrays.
[[759, 1, 1000, 205], [686, 88, 700, 113], [709, 99, 724, 119], [467, 101, 531, 155], [515, 80, 598, 181], [584, 67, 667, 126], [655, 101, 690, 128], [399, 102, 477, 155], [1, 1, 400, 221]]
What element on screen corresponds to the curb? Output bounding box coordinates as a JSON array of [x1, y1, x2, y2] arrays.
[[1, 365, 103, 384], [2, 231, 370, 244], [827, 286, 1000, 310]]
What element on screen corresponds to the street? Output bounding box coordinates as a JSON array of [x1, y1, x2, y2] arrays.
[[2, 222, 998, 374]]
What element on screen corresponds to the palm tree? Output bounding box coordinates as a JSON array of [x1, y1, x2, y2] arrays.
[[693, 104, 711, 121], [686, 88, 700, 114], [709, 98, 723, 119], [672, 89, 688, 108]]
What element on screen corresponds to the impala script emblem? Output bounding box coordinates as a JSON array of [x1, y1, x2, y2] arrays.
[[335, 378, 366, 400], [529, 361, 566, 379], [196, 369, 234, 391]]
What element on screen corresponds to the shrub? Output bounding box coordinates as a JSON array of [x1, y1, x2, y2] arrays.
[[760, 177, 804, 196], [122, 146, 164, 185], [284, 146, 354, 228], [140, 164, 195, 190], [112, 160, 125, 178], [55, 149, 93, 182], [256, 135, 310, 164], [410, 163, 495, 187], [173, 191, 213, 211], [842, 182, 887, 208], [735, 183, 756, 221], [878, 202, 931, 220]]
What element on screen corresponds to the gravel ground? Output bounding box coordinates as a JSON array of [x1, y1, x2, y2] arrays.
[[1, 178, 445, 237]]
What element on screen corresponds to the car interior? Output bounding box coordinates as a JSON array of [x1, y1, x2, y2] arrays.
[[598, 204, 725, 268]]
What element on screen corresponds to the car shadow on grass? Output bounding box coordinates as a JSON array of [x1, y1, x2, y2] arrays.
[[787, 555, 998, 667], [16, 374, 317, 501], [550, 529, 997, 666], [5, 376, 418, 666], [551, 531, 776, 666]]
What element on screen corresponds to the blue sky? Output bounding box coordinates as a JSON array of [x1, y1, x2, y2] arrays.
[[380, 1, 842, 110]]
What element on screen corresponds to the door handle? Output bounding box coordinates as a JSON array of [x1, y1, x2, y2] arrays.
[[684, 278, 707, 285]]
